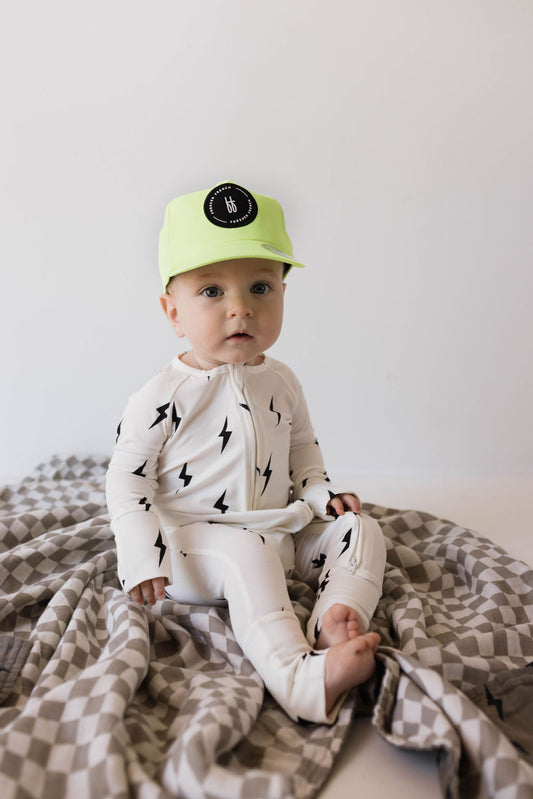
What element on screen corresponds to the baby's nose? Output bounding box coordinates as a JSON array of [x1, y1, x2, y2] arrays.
[[228, 294, 253, 317]]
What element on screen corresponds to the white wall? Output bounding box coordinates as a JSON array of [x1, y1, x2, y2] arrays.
[[1, 0, 532, 483]]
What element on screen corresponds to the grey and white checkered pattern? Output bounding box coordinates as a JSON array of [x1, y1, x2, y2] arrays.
[[1, 457, 532, 798], [369, 504, 533, 799]]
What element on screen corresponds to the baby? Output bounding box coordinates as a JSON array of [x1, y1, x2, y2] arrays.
[[106, 182, 386, 724]]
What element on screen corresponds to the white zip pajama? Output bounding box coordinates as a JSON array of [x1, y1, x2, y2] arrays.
[[106, 355, 386, 724]]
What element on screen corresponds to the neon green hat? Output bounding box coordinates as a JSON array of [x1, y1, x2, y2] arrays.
[[159, 181, 305, 289]]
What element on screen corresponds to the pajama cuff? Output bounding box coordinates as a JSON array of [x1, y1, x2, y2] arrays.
[[299, 483, 359, 521], [111, 511, 173, 593]]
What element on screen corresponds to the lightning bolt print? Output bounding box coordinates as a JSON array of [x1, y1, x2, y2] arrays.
[[312, 553, 327, 569], [339, 529, 352, 557], [261, 454, 273, 495], [139, 497, 151, 512], [149, 401, 180, 434], [269, 397, 281, 426], [116, 421, 122, 442], [171, 404, 181, 435], [218, 416, 232, 452], [176, 463, 192, 491], [149, 402, 170, 429], [328, 489, 339, 517], [214, 490, 229, 514], [317, 569, 331, 597], [133, 461, 148, 477], [154, 531, 166, 567]]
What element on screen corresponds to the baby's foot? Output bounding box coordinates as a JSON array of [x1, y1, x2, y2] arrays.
[[324, 632, 380, 714], [315, 603, 363, 649]]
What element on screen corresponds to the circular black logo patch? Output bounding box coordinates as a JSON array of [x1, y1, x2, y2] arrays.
[[204, 183, 258, 228]]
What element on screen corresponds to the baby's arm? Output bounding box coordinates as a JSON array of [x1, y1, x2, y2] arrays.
[[289, 379, 361, 520], [106, 380, 175, 596]]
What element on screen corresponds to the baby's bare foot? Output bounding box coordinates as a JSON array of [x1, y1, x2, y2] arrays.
[[316, 603, 363, 649], [324, 633, 380, 714]]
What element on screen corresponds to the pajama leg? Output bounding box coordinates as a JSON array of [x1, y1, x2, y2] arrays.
[[294, 513, 386, 645], [165, 523, 336, 724]]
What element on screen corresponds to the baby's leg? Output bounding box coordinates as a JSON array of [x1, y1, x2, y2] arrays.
[[294, 513, 386, 714], [166, 522, 291, 624], [166, 523, 346, 723], [294, 513, 387, 646]]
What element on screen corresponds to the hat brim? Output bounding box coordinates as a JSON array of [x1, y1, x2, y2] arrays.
[[165, 239, 305, 285]]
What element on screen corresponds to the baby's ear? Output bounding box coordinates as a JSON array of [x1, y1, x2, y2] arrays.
[[159, 293, 186, 338]]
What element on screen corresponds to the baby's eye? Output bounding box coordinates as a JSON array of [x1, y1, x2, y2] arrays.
[[202, 286, 222, 298], [251, 282, 270, 295]]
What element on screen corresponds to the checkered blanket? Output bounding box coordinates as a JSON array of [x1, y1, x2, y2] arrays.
[[0, 456, 532, 799]]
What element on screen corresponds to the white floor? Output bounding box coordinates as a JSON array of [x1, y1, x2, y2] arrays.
[[320, 473, 533, 799]]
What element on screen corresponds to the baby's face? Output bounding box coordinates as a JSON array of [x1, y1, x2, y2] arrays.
[[161, 258, 286, 370]]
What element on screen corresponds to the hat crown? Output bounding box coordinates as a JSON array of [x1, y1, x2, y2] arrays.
[[159, 182, 304, 288]]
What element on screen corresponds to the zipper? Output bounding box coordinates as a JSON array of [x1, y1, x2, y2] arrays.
[[230, 364, 258, 509], [345, 514, 362, 574]]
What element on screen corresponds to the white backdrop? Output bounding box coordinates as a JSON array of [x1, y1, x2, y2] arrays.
[[1, 0, 532, 483]]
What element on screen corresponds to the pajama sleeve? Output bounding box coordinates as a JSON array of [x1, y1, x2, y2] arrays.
[[289, 381, 356, 520], [105, 386, 174, 593]]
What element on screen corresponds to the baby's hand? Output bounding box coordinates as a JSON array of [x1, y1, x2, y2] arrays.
[[327, 492, 361, 517], [130, 577, 168, 606]]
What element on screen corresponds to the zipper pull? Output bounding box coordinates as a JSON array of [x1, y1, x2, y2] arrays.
[[346, 555, 358, 574], [345, 515, 361, 573]]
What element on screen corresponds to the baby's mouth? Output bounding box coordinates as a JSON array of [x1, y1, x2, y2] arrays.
[[227, 331, 252, 341]]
